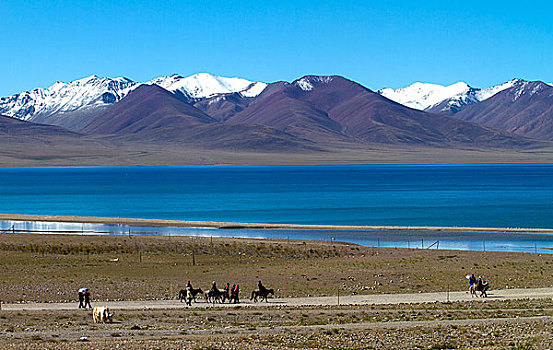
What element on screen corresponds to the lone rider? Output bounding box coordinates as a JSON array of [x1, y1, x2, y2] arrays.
[[187, 280, 192, 289]]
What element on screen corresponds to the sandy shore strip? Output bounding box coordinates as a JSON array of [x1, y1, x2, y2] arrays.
[[1, 213, 553, 233]]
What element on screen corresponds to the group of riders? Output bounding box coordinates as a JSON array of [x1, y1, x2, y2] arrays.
[[467, 274, 489, 297], [179, 280, 273, 306]]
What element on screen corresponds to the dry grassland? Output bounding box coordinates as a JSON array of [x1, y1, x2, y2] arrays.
[[1, 233, 553, 303]]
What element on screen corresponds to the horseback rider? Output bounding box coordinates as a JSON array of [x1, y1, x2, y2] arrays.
[[187, 280, 192, 289], [258, 280, 267, 293], [468, 274, 476, 288], [476, 276, 483, 290], [211, 281, 217, 292]]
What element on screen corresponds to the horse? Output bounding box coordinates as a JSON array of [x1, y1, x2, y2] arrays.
[[470, 281, 490, 297], [188, 287, 203, 302], [179, 287, 203, 304], [251, 288, 274, 302], [205, 288, 229, 304], [229, 286, 240, 304]]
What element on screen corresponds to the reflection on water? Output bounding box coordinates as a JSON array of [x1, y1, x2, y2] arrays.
[[2, 220, 553, 254]]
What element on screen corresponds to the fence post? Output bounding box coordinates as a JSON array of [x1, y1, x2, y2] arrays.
[[170, 282, 173, 299]]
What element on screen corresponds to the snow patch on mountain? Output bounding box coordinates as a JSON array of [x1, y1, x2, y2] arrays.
[[241, 81, 268, 97], [474, 79, 522, 101], [295, 76, 333, 91]]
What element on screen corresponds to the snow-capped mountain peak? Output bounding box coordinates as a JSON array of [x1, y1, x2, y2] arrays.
[[0, 75, 138, 121], [378, 81, 473, 111], [378, 79, 530, 114], [148, 73, 267, 100]]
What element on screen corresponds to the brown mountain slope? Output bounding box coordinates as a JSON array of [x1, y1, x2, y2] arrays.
[[0, 114, 121, 161], [0, 114, 82, 138], [229, 76, 539, 148], [79, 85, 318, 151], [81, 84, 216, 135], [227, 82, 349, 144], [193, 93, 253, 122], [455, 80, 553, 141]]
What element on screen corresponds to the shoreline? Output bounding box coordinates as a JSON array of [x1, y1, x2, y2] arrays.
[[1, 213, 553, 234], [0, 161, 552, 168]]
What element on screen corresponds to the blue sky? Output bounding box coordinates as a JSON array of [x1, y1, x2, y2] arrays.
[[1, 0, 552, 96]]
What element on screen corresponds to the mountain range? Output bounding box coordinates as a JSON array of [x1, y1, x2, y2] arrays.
[[1, 73, 553, 165]]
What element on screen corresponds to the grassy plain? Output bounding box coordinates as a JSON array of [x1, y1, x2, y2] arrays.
[[1, 233, 553, 303], [3, 233, 553, 349]]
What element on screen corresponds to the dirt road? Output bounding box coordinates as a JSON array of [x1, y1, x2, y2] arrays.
[[3, 287, 553, 311]]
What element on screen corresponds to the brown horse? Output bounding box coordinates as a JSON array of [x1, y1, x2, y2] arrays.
[[470, 281, 489, 297], [251, 288, 274, 302]]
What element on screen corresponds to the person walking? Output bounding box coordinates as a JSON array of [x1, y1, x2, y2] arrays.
[[232, 284, 240, 304], [78, 288, 86, 308], [84, 289, 92, 309]]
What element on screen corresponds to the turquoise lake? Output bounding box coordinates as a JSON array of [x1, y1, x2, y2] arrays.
[[0, 164, 552, 228], [1, 164, 553, 253]]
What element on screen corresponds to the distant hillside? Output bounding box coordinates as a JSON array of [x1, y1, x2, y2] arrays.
[[228, 76, 537, 148], [81, 85, 317, 152], [455, 80, 553, 140]]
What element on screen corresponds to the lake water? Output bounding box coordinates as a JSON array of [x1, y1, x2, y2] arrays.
[[0, 164, 551, 228], [0, 164, 552, 253]]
